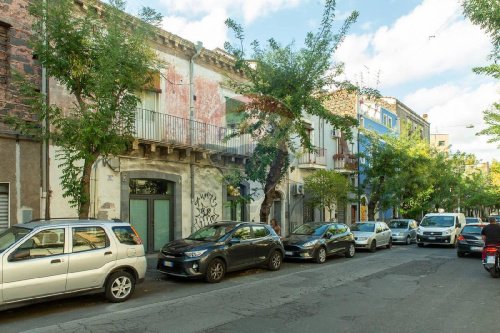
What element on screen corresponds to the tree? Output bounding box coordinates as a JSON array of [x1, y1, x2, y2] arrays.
[[462, 1, 500, 145], [224, 0, 372, 222], [7, 0, 162, 218], [360, 130, 434, 220], [303, 170, 352, 220]]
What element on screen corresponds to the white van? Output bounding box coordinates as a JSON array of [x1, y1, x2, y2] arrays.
[[416, 213, 465, 247]]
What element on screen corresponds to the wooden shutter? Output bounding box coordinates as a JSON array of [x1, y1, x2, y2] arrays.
[[0, 24, 9, 85], [0, 184, 9, 230]]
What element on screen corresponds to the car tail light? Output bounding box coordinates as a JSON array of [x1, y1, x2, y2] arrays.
[[485, 247, 497, 254], [130, 226, 143, 245], [457, 235, 465, 241]]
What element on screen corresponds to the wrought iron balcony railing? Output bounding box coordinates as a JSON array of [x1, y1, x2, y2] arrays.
[[298, 148, 327, 167], [133, 108, 255, 156], [333, 154, 358, 172]]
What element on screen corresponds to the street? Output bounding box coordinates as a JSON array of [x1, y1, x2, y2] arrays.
[[0, 244, 498, 333]]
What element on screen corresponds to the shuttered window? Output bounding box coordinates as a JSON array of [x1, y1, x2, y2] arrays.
[[0, 184, 9, 230], [0, 23, 9, 85]]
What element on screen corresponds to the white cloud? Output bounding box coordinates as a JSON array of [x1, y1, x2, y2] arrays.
[[335, 0, 491, 88], [162, 9, 229, 50], [404, 82, 499, 162], [152, 0, 303, 49]]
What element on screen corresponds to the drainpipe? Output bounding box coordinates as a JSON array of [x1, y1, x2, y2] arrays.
[[189, 42, 203, 232], [41, 0, 50, 220]]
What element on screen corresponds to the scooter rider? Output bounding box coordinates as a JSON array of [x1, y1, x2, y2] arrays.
[[481, 216, 500, 245]]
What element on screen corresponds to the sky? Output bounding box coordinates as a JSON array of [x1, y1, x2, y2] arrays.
[[126, 0, 498, 163]]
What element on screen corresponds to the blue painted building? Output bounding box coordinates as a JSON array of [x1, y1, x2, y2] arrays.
[[357, 97, 399, 221]]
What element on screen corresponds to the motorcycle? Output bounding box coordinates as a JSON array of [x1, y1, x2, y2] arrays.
[[482, 244, 500, 278]]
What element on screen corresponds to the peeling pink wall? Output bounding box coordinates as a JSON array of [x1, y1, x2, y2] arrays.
[[194, 77, 224, 127], [164, 65, 189, 119]]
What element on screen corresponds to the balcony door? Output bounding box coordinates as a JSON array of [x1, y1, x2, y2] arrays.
[[129, 179, 173, 252], [136, 91, 160, 141]]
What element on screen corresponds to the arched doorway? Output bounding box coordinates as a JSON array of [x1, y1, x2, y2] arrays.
[[129, 179, 174, 252]]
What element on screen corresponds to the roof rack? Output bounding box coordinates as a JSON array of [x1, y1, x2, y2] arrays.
[[28, 217, 97, 222]]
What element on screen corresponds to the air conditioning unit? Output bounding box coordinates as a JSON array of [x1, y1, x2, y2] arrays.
[[331, 128, 340, 138], [295, 183, 304, 195]]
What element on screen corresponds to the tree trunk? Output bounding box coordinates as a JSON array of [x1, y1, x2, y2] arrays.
[[79, 155, 98, 219], [368, 199, 376, 221], [259, 142, 288, 223]]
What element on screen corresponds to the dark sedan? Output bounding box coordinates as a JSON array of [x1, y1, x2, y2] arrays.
[[282, 222, 355, 263], [157, 221, 284, 283], [457, 223, 487, 257]]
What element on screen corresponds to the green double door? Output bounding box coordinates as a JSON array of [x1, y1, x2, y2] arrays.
[[130, 196, 172, 252]]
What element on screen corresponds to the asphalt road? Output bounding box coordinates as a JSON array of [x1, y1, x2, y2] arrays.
[[0, 244, 498, 333]]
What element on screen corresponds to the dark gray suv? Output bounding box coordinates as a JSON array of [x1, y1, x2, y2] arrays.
[[157, 221, 284, 283]]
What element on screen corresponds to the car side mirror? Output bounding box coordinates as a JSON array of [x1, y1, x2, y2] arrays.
[[9, 249, 31, 261], [325, 232, 333, 239]]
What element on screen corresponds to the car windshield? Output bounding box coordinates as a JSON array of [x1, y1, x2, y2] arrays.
[[186, 224, 235, 241], [462, 225, 483, 235], [420, 216, 454, 227], [388, 220, 408, 229], [0, 226, 31, 253], [466, 218, 479, 224], [350, 223, 375, 232], [292, 223, 328, 236]]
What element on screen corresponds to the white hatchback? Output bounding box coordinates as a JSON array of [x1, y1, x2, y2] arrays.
[[0, 219, 146, 310]]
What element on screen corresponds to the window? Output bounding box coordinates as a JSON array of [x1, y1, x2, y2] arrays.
[[0, 184, 8, 230], [72, 227, 109, 253], [10, 228, 65, 261], [253, 226, 270, 238], [232, 226, 251, 240], [0, 23, 9, 85], [112, 226, 142, 245], [225, 97, 245, 128], [438, 141, 445, 146], [136, 71, 161, 112], [382, 114, 392, 129]]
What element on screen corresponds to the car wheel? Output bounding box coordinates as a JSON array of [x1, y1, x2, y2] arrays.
[[205, 258, 226, 283], [405, 236, 411, 245], [369, 240, 377, 253], [457, 251, 465, 258], [386, 238, 393, 249], [105, 271, 135, 303], [315, 246, 327, 263], [417, 242, 424, 248], [268, 250, 282, 271], [345, 243, 355, 258]]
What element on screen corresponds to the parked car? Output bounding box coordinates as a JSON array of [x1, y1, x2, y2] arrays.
[[157, 221, 284, 283], [351, 222, 392, 252], [417, 213, 465, 247], [388, 219, 418, 245], [282, 222, 355, 263], [465, 217, 482, 224], [489, 215, 500, 223], [0, 219, 146, 310], [457, 223, 487, 257]]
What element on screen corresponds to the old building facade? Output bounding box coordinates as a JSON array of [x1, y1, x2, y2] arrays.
[[0, 0, 42, 230]]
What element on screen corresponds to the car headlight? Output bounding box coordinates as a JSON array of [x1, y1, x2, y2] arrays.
[[417, 228, 423, 235], [356, 237, 368, 241], [185, 249, 207, 257], [442, 229, 451, 236], [302, 240, 319, 247]]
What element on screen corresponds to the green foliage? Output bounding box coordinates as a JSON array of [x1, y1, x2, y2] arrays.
[[476, 102, 500, 147], [7, 0, 162, 216], [304, 170, 353, 218], [224, 0, 367, 221]]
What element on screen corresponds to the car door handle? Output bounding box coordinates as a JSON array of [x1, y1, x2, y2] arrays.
[[51, 259, 61, 264], [104, 251, 113, 256]]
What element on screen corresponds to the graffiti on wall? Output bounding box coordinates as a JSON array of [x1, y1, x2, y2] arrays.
[[194, 192, 220, 230]]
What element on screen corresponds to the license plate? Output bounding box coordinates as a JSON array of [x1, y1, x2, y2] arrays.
[[285, 251, 293, 256], [428, 236, 436, 240], [486, 256, 495, 264], [471, 246, 483, 251], [163, 260, 174, 267]]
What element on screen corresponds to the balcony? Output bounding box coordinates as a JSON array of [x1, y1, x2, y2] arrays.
[[133, 108, 255, 157], [333, 154, 358, 173], [297, 148, 327, 169]]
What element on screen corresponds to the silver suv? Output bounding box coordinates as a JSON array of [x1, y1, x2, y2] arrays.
[[0, 219, 146, 309]]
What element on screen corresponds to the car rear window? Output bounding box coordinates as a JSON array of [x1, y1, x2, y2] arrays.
[[112, 226, 142, 245], [462, 225, 483, 234]]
